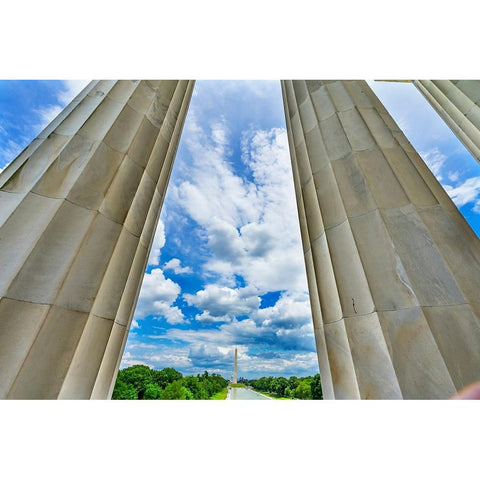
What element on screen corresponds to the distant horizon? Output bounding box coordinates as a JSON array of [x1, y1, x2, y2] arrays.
[[117, 361, 319, 381]]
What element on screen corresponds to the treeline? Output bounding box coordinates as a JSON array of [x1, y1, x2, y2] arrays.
[[112, 365, 228, 400], [243, 374, 322, 399]]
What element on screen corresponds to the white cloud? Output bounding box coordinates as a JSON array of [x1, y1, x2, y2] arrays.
[[119, 351, 154, 369], [444, 176, 480, 208], [163, 306, 186, 325], [420, 147, 447, 180], [448, 170, 460, 182], [147, 219, 165, 266], [171, 112, 259, 226], [32, 80, 89, 134], [130, 319, 139, 330], [151, 320, 317, 377], [135, 268, 185, 324], [164, 258, 192, 274], [159, 310, 315, 356], [170, 119, 307, 293], [206, 218, 244, 262], [57, 80, 90, 106], [184, 284, 261, 321], [188, 343, 233, 367], [35, 104, 63, 129], [194, 312, 233, 324], [253, 291, 312, 329], [210, 118, 230, 148], [0, 139, 23, 166]]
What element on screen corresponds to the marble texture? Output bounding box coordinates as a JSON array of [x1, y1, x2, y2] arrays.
[[414, 80, 480, 165], [0, 80, 194, 399], [282, 80, 480, 399]]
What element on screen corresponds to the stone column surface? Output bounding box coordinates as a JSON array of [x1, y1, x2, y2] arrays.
[[281, 80, 480, 399], [0, 80, 194, 399], [413, 80, 480, 165]]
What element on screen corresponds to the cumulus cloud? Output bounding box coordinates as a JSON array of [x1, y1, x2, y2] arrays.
[[120, 351, 154, 369], [444, 176, 480, 208], [151, 321, 317, 377], [170, 118, 307, 293], [253, 291, 312, 329], [159, 313, 316, 356], [188, 344, 233, 368], [172, 115, 258, 228], [120, 347, 193, 371], [135, 268, 185, 324], [206, 218, 244, 263], [184, 284, 261, 322], [147, 219, 166, 266], [164, 257, 192, 274], [420, 147, 447, 180]]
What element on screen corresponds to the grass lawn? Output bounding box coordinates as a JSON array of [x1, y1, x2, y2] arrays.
[[229, 383, 246, 388], [210, 388, 228, 400]]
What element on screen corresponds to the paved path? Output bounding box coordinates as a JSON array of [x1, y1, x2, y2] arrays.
[[228, 387, 273, 400]]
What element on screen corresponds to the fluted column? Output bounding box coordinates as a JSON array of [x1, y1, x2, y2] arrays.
[[282, 80, 480, 399], [0, 80, 194, 399], [414, 80, 480, 164]]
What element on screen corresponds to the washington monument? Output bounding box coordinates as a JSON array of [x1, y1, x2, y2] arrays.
[[232, 347, 238, 384]]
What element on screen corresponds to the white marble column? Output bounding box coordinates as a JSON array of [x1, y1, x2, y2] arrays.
[[282, 80, 480, 399], [0, 80, 194, 399], [414, 80, 480, 165]]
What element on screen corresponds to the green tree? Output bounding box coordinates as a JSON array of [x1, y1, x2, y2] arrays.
[[183, 387, 195, 400], [113, 366, 228, 400], [117, 364, 154, 399], [161, 379, 188, 399], [143, 383, 163, 399], [112, 379, 138, 399], [311, 374, 323, 399], [294, 380, 312, 399], [288, 376, 299, 391], [183, 376, 209, 399], [252, 376, 273, 392], [153, 367, 183, 389], [272, 377, 288, 397]]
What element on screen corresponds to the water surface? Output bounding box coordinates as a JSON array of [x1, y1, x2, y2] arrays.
[[229, 387, 271, 400]]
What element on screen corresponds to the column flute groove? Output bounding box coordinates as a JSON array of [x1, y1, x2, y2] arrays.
[[414, 80, 480, 165], [0, 80, 194, 399], [282, 80, 480, 399]]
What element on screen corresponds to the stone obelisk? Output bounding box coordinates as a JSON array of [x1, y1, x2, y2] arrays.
[[413, 80, 480, 165], [233, 347, 238, 384], [0, 80, 194, 399], [282, 80, 480, 399]]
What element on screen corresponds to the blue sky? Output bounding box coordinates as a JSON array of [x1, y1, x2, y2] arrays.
[[1, 80, 480, 380]]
